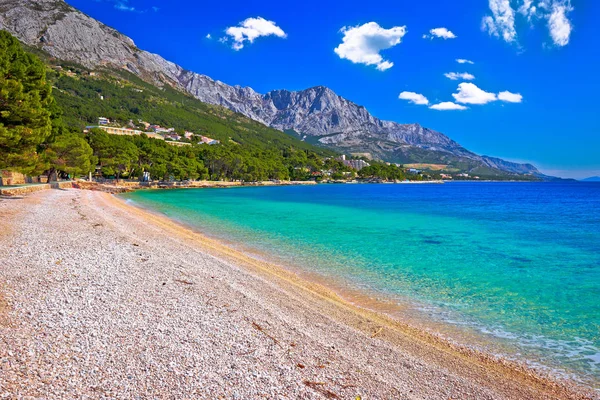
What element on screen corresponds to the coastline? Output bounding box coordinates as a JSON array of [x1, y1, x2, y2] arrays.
[[114, 191, 598, 397], [1, 189, 596, 399], [78, 178, 445, 193]]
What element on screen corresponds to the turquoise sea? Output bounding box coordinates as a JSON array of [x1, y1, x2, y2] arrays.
[[121, 182, 600, 387]]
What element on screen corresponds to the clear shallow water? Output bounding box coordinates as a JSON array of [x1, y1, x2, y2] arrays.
[[122, 182, 600, 386]]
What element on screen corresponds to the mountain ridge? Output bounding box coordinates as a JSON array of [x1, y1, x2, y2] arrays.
[[0, 0, 542, 177], [581, 176, 600, 182]]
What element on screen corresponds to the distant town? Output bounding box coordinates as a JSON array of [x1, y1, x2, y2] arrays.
[[84, 117, 220, 147]]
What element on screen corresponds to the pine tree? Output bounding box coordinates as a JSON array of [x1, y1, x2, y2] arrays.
[[44, 132, 97, 180], [0, 30, 53, 174]]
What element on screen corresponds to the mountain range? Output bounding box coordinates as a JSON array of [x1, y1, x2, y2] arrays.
[[582, 176, 600, 182], [0, 0, 544, 177]]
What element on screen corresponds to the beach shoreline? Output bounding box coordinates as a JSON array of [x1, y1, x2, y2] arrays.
[[1, 189, 596, 399], [114, 190, 598, 396], [119, 188, 590, 386]]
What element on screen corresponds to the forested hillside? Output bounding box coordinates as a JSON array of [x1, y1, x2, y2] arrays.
[[6, 32, 407, 183], [45, 63, 335, 157], [1, 32, 344, 182], [45, 63, 359, 181]]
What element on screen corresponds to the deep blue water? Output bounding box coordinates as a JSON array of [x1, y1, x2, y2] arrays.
[[122, 182, 600, 386]]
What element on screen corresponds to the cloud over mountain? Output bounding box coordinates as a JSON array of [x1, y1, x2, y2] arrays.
[[453, 83, 498, 104], [399, 91, 429, 105], [114, 1, 135, 12], [429, 102, 468, 111], [223, 17, 286, 50], [334, 22, 407, 71], [451, 83, 523, 105]]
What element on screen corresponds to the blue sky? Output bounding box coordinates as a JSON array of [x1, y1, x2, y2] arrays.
[[69, 0, 599, 178]]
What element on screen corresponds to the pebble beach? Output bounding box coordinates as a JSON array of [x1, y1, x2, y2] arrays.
[[0, 189, 596, 399]]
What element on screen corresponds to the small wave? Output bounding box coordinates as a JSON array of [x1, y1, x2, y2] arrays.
[[415, 303, 600, 385]]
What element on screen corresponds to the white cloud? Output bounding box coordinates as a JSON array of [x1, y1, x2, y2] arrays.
[[334, 22, 407, 71], [482, 0, 517, 43], [97, 0, 161, 13], [449, 83, 524, 105], [483, 0, 574, 48], [498, 91, 523, 103], [206, 34, 212, 39], [423, 27, 457, 40], [456, 58, 474, 64], [97, 0, 153, 13], [429, 102, 468, 111], [518, 0, 537, 20], [444, 72, 475, 81], [547, 2, 573, 46], [453, 82, 498, 104], [375, 61, 394, 71], [399, 91, 429, 105], [114, 1, 136, 12], [223, 17, 286, 51]]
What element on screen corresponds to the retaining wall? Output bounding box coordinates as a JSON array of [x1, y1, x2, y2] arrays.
[[0, 181, 73, 196]]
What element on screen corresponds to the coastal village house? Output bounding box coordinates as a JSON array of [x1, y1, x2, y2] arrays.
[[200, 136, 220, 145], [86, 125, 166, 141], [164, 133, 182, 141], [336, 155, 370, 171], [149, 125, 173, 134], [83, 118, 223, 147]]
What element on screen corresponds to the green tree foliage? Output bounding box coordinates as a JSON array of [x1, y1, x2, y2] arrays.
[[358, 162, 407, 181], [44, 132, 96, 179], [131, 134, 207, 181], [87, 129, 139, 179], [82, 128, 329, 182], [0, 30, 54, 174]]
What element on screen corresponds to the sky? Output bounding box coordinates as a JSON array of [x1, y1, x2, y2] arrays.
[[68, 0, 599, 179]]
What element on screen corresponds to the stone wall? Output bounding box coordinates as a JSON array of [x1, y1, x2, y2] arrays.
[[0, 170, 47, 186], [0, 181, 73, 196], [0, 170, 26, 185]]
